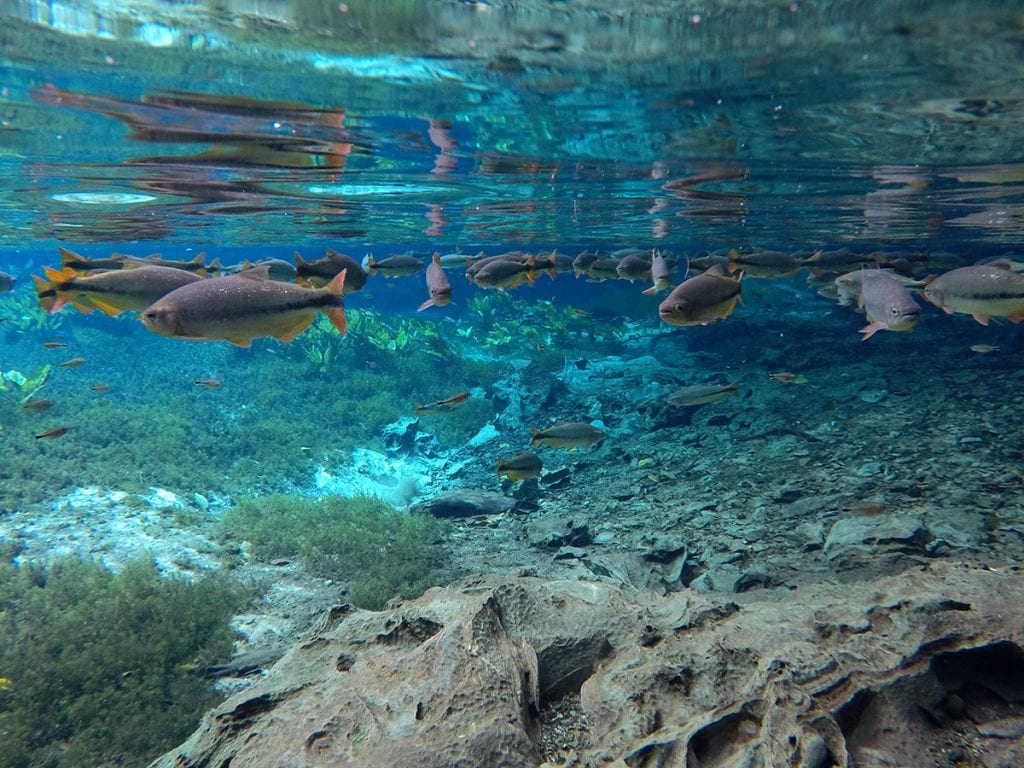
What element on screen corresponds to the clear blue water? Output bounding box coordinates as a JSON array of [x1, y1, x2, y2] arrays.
[[2, 1, 1024, 764]]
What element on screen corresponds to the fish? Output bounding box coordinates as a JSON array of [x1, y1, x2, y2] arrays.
[[295, 249, 367, 294], [57, 246, 130, 272], [0, 271, 14, 293], [35, 426, 69, 440], [534, 250, 575, 275], [666, 382, 740, 407], [531, 422, 605, 450], [140, 266, 347, 347], [833, 268, 927, 307], [497, 451, 543, 482], [417, 253, 453, 311], [922, 263, 1024, 325], [415, 391, 470, 415], [615, 253, 653, 282], [769, 371, 809, 384], [970, 344, 999, 354], [33, 263, 203, 316], [194, 378, 222, 388], [121, 252, 212, 274], [90, 384, 111, 392], [857, 271, 922, 340], [571, 250, 600, 277], [234, 257, 297, 282], [41, 341, 68, 349], [362, 253, 425, 278], [642, 250, 673, 295], [726, 248, 802, 279], [581, 255, 621, 282], [470, 256, 537, 290], [466, 251, 528, 279], [658, 265, 743, 326], [20, 398, 56, 413], [59, 357, 86, 368]]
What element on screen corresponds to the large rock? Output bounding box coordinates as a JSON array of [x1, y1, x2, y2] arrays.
[[152, 562, 1024, 768]]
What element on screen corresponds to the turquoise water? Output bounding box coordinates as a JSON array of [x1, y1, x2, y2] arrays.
[[2, 2, 1024, 766]]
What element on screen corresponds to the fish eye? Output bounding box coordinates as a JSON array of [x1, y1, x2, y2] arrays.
[[890, 306, 900, 316]]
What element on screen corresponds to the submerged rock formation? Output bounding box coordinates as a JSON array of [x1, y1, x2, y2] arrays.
[[153, 561, 1024, 768]]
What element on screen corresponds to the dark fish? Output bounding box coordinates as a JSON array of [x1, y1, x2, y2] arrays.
[[615, 253, 653, 282], [726, 248, 802, 279], [498, 452, 543, 482], [415, 391, 470, 415], [35, 426, 69, 440], [57, 246, 129, 272], [20, 398, 56, 413], [857, 271, 921, 340], [666, 382, 740, 407], [0, 271, 14, 293], [658, 265, 743, 326], [531, 422, 605, 450], [470, 257, 537, 290], [90, 384, 111, 393], [141, 267, 346, 347], [295, 249, 367, 294], [41, 341, 68, 349], [233, 258, 297, 282], [34, 264, 202, 316], [363, 253, 424, 278], [418, 253, 453, 311], [642, 250, 673, 295]]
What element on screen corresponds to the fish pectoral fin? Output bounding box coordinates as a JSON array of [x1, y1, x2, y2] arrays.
[[274, 315, 316, 343], [417, 298, 435, 312], [226, 336, 253, 347], [971, 313, 991, 326], [859, 322, 883, 340]]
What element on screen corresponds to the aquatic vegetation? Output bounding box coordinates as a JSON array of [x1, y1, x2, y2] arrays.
[[0, 556, 250, 768], [220, 494, 456, 609], [0, 364, 51, 404], [0, 288, 62, 335]]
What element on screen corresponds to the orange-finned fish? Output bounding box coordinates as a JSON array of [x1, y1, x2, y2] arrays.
[[59, 357, 86, 368], [35, 426, 69, 440], [295, 248, 367, 293], [497, 452, 543, 482], [194, 378, 222, 389], [33, 263, 203, 316], [415, 391, 470, 415], [417, 253, 453, 311], [141, 267, 347, 347], [530, 422, 605, 450]]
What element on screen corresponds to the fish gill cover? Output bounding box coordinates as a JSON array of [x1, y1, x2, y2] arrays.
[[1, 2, 1024, 767]]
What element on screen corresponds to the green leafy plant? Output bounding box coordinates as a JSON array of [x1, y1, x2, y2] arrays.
[[0, 557, 250, 768], [0, 364, 51, 404], [220, 494, 457, 609]]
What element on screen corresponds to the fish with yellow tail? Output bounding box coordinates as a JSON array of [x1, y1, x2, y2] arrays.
[[658, 265, 742, 326], [856, 271, 922, 340], [922, 263, 1024, 325], [33, 263, 202, 316], [418, 253, 453, 311], [294, 248, 366, 293], [141, 267, 346, 347], [531, 421, 605, 450], [415, 391, 470, 415], [497, 451, 543, 482]]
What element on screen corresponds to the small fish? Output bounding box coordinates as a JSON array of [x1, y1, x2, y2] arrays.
[[415, 391, 470, 415], [840, 501, 886, 517], [642, 250, 673, 295], [194, 378, 222, 389], [970, 344, 1000, 354], [295, 249, 367, 293], [769, 371, 809, 384], [923, 263, 1024, 325], [57, 246, 129, 272], [726, 248, 802, 279], [90, 384, 111, 393], [497, 451, 543, 482], [59, 357, 86, 368], [141, 267, 346, 347], [35, 425, 69, 440], [0, 271, 15, 293], [41, 341, 68, 349], [658, 265, 743, 326], [857, 271, 921, 340], [666, 382, 740, 407], [20, 398, 56, 413], [531, 422, 605, 450], [362, 253, 425, 278], [417, 253, 453, 311], [470, 256, 537, 290]]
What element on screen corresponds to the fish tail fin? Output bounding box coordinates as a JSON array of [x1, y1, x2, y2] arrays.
[[207, 258, 222, 273], [414, 404, 426, 416], [530, 427, 541, 448], [728, 383, 741, 397], [859, 322, 882, 340], [32, 274, 57, 312], [432, 252, 442, 265], [324, 269, 347, 335], [641, 283, 659, 296], [41, 266, 77, 312]]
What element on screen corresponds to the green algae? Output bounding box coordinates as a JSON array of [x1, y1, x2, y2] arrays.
[[220, 493, 457, 610], [0, 556, 251, 768]]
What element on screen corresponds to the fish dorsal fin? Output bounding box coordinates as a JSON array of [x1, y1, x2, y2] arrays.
[[987, 260, 1014, 271], [703, 264, 725, 277], [295, 251, 307, 267], [236, 265, 272, 281]]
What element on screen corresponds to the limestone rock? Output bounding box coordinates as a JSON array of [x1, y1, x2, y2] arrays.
[[152, 563, 1024, 768], [415, 489, 516, 518]]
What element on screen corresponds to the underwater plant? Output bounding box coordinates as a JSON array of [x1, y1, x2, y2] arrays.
[[0, 288, 62, 335], [0, 364, 51, 404], [220, 493, 457, 609], [0, 556, 250, 768]]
